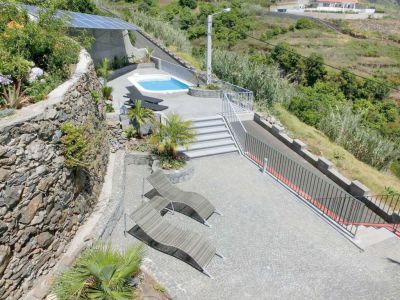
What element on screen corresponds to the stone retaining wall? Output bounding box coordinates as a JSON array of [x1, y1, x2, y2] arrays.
[[0, 50, 109, 299]]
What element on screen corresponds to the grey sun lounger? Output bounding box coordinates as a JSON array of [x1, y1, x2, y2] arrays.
[[128, 197, 222, 276], [144, 170, 221, 227]]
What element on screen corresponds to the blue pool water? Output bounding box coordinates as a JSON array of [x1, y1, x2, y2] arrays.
[[138, 78, 189, 91]]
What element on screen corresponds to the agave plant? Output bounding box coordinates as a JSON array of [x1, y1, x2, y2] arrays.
[[127, 100, 154, 138], [151, 113, 195, 157], [52, 243, 144, 300], [1, 77, 29, 109]]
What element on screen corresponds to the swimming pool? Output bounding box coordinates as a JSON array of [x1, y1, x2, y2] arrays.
[[138, 78, 189, 91], [128, 74, 191, 94]]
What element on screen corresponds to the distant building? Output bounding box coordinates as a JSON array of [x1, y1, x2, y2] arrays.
[[316, 0, 357, 9]]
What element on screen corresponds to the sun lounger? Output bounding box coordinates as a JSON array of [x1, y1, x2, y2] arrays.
[[128, 198, 221, 276], [144, 170, 220, 227]]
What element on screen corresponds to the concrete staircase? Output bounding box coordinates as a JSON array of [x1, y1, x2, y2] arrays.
[[178, 115, 238, 158]]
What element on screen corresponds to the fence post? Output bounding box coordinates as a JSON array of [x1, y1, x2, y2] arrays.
[[263, 158, 268, 173]]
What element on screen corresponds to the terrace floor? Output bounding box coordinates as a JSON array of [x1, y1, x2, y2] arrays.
[[108, 67, 221, 119], [108, 153, 400, 300]]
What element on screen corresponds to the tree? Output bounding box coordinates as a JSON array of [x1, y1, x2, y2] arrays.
[[151, 113, 195, 157], [127, 100, 154, 138], [52, 243, 144, 300], [338, 70, 359, 101], [271, 43, 305, 82], [304, 53, 326, 86]]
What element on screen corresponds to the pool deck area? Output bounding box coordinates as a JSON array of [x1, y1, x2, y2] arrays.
[[108, 67, 221, 119], [109, 154, 400, 300]]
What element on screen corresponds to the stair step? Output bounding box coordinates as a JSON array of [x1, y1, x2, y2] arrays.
[[195, 125, 228, 135], [195, 132, 232, 142], [178, 139, 234, 151], [188, 115, 222, 123], [183, 145, 238, 158], [190, 119, 225, 129]]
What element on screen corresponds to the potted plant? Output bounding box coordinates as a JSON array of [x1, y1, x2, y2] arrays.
[[127, 100, 154, 138], [151, 113, 195, 170]]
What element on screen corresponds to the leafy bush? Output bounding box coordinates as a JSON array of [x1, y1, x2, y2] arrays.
[[102, 86, 113, 100], [60, 122, 88, 169], [288, 81, 345, 126], [318, 106, 399, 169], [0, 2, 82, 105], [212, 49, 294, 107], [179, 0, 197, 9], [106, 102, 114, 113], [295, 18, 315, 30], [124, 125, 137, 139], [52, 243, 144, 300]]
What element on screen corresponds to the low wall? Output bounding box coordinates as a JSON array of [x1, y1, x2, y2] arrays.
[[253, 113, 397, 223], [0, 50, 109, 299], [188, 87, 222, 98]]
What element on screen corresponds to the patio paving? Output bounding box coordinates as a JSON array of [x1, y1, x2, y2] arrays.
[[108, 68, 221, 119], [108, 153, 400, 300]]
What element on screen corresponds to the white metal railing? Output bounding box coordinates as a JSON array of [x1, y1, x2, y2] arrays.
[[221, 92, 248, 154]]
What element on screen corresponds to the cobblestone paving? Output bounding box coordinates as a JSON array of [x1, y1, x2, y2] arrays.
[[109, 154, 400, 300]]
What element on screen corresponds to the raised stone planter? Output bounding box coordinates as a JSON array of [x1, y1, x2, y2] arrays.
[[188, 87, 222, 98], [151, 159, 194, 183]]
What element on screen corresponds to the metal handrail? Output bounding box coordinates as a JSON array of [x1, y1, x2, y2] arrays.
[[221, 92, 248, 154]]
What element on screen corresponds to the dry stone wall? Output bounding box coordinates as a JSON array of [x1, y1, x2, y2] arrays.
[[0, 50, 109, 299]]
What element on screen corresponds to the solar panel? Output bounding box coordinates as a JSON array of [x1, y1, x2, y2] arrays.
[[22, 4, 138, 31]]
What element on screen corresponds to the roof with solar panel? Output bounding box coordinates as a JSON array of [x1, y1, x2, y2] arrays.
[[22, 4, 138, 31]]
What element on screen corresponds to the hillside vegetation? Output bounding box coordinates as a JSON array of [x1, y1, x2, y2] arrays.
[[96, 0, 400, 194]]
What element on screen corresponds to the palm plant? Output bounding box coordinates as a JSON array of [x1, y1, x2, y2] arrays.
[[52, 243, 144, 300], [127, 100, 154, 138], [151, 113, 195, 157]]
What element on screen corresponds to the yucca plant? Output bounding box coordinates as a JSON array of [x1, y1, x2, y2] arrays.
[[127, 100, 154, 138], [151, 113, 195, 157], [52, 243, 144, 300], [97, 58, 112, 85]]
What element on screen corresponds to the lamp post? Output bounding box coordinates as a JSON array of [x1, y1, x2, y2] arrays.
[[206, 7, 231, 85]]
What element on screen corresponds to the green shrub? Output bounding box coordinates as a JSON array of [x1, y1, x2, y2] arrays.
[[52, 243, 144, 300], [124, 125, 137, 139], [390, 161, 400, 179], [295, 18, 315, 30], [288, 81, 345, 126], [102, 86, 113, 100], [179, 0, 197, 9], [105, 102, 114, 113], [91, 90, 100, 104], [212, 49, 294, 107], [60, 122, 88, 169]]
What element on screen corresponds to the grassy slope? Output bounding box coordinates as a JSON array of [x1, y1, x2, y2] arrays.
[[274, 105, 400, 195], [231, 15, 400, 88]]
